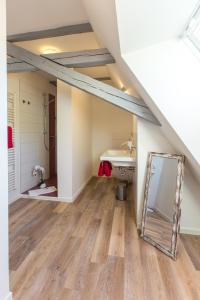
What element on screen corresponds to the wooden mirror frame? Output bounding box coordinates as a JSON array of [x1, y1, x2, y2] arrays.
[[140, 152, 185, 260]]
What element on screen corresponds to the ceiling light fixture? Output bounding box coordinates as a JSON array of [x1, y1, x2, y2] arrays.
[[41, 46, 60, 55]]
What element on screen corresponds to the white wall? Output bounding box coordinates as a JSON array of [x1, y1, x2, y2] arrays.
[[57, 80, 73, 200], [0, 1, 11, 299], [92, 97, 133, 175], [181, 167, 200, 234], [72, 88, 92, 196], [57, 80, 93, 201], [57, 81, 132, 199], [8, 73, 56, 198]]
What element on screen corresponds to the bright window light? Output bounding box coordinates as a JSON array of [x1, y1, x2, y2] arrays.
[[185, 4, 200, 51]]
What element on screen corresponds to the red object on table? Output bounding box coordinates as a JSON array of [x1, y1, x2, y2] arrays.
[[8, 126, 13, 149]]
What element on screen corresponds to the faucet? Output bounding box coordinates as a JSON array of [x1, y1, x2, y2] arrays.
[[121, 136, 136, 155]]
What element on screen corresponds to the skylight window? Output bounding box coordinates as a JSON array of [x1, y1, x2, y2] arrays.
[[185, 4, 200, 51]]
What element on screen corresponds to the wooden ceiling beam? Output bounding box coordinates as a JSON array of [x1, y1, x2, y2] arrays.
[[49, 76, 112, 87], [7, 62, 36, 73], [7, 42, 160, 125], [43, 48, 115, 68], [7, 48, 115, 72], [7, 23, 93, 42]]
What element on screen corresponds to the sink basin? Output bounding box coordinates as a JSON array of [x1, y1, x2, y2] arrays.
[[100, 149, 136, 167]]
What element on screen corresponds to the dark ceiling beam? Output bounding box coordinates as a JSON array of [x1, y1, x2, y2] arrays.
[[7, 23, 93, 42], [43, 48, 115, 68], [7, 42, 160, 125]]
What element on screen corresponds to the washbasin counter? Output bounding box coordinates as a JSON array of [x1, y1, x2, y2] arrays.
[[100, 149, 136, 167]]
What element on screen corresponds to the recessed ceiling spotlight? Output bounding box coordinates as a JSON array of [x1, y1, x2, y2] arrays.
[[121, 86, 126, 92]]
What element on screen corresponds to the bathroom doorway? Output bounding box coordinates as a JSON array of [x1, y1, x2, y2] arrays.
[[7, 74, 58, 202]]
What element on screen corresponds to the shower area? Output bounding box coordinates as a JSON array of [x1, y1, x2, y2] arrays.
[[7, 75, 57, 202], [24, 93, 58, 197]]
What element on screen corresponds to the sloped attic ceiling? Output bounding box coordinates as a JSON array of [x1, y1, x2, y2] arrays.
[[82, 0, 200, 180], [81, 0, 198, 87], [6, 0, 200, 175], [6, 0, 88, 35], [116, 0, 198, 53], [6, 0, 130, 94], [7, 0, 159, 123]]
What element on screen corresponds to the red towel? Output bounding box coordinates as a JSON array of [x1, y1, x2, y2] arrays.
[[98, 161, 112, 177], [98, 162, 104, 176], [104, 161, 112, 177], [8, 126, 13, 149]]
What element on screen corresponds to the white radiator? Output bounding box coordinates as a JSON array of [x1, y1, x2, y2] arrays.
[[8, 92, 16, 192]]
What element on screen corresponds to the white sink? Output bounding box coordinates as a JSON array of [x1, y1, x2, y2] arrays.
[[100, 149, 136, 167]]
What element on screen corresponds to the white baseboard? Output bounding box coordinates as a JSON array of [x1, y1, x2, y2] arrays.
[[4, 292, 12, 300], [58, 175, 92, 203], [20, 193, 59, 202], [21, 194, 74, 203], [57, 196, 74, 203], [180, 227, 200, 235], [9, 194, 21, 205], [71, 175, 92, 202]]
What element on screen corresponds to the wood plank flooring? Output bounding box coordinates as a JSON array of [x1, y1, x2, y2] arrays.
[[9, 177, 200, 300], [181, 234, 200, 271]]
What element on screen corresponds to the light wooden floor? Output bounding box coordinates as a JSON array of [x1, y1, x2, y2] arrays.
[[181, 234, 200, 271], [9, 177, 200, 300]]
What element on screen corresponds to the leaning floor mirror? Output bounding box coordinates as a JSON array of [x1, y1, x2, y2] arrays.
[[141, 152, 184, 260]]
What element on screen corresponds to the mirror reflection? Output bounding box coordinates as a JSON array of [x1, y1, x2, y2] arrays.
[[145, 156, 178, 250], [141, 153, 184, 259]]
